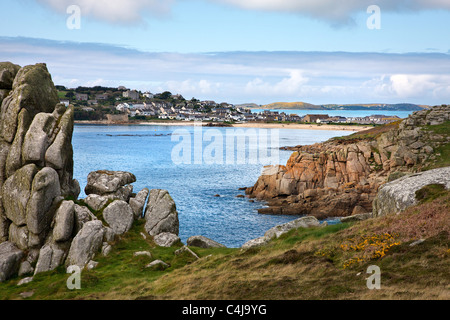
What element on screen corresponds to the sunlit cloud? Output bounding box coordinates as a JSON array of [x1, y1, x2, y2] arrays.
[[1, 37, 450, 104]]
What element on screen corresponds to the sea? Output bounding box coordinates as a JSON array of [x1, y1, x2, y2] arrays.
[[72, 109, 414, 248]]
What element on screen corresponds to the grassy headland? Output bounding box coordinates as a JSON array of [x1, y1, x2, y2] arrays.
[[1, 190, 448, 300]]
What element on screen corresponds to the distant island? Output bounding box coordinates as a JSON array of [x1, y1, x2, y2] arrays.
[[249, 102, 429, 111]]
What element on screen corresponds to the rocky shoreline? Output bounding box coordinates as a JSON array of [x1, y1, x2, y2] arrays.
[[245, 105, 450, 219]]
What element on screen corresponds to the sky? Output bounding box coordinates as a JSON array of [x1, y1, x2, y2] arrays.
[[1, 0, 450, 105]]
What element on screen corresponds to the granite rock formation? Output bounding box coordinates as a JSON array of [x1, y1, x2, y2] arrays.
[[246, 105, 450, 219], [0, 62, 161, 282]]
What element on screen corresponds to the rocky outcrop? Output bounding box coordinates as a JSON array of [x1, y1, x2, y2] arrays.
[[0, 63, 80, 279], [246, 105, 450, 219], [242, 216, 320, 249], [0, 62, 152, 282], [373, 167, 450, 217]]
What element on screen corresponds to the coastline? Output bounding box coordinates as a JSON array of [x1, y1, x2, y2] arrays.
[[74, 120, 372, 131]]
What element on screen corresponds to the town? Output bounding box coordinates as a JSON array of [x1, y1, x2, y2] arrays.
[[58, 85, 402, 125]]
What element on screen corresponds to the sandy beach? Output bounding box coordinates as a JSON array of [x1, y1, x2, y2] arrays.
[[137, 121, 372, 131], [74, 120, 372, 131]]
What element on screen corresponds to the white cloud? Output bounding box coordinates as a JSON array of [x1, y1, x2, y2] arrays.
[[36, 0, 174, 24], [245, 70, 309, 96], [213, 0, 450, 23], [34, 0, 450, 25], [2, 37, 450, 104]]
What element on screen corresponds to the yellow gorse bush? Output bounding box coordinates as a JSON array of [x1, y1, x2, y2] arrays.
[[340, 233, 401, 269]]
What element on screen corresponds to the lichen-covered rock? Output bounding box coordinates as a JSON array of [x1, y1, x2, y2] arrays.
[[373, 167, 450, 217], [0, 63, 59, 143], [144, 189, 179, 236]]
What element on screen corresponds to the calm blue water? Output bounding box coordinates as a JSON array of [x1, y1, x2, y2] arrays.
[[252, 109, 414, 119], [73, 124, 352, 247]]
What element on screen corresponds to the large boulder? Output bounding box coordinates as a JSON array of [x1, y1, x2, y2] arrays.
[[242, 216, 320, 249], [153, 232, 180, 247], [264, 216, 320, 239], [187, 235, 226, 249], [102, 200, 134, 235], [52, 200, 75, 242], [66, 220, 105, 268], [0, 241, 24, 282], [34, 240, 70, 275], [84, 170, 136, 196], [144, 189, 179, 236], [373, 167, 450, 217]]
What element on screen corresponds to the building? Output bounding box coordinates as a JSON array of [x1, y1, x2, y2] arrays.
[[75, 93, 88, 101], [60, 100, 70, 107], [95, 93, 108, 100], [143, 92, 154, 99], [303, 114, 329, 123], [123, 90, 140, 100]]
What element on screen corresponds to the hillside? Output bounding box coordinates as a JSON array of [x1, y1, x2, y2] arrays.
[[261, 102, 322, 110], [1, 188, 448, 300], [255, 102, 427, 111]]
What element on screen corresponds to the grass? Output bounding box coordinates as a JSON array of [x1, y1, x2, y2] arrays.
[[1, 192, 449, 300], [330, 120, 401, 144], [422, 121, 450, 170]]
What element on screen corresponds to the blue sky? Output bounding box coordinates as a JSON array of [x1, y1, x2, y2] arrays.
[[1, 0, 450, 105]]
